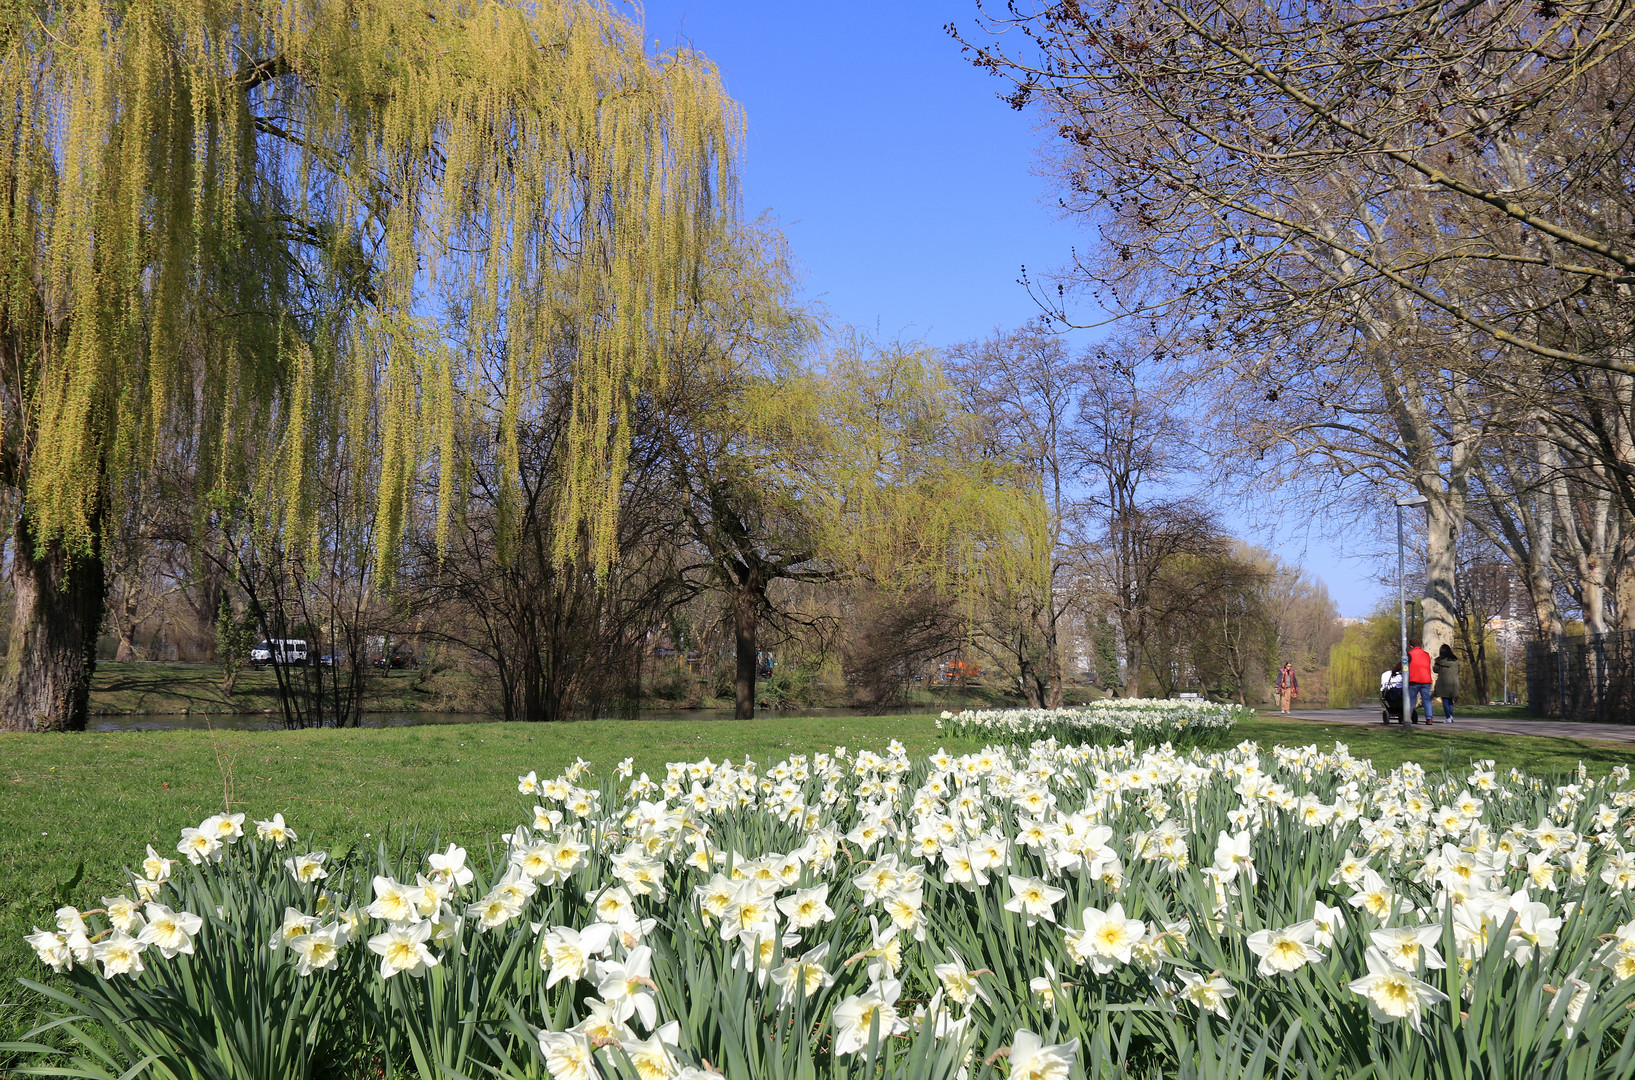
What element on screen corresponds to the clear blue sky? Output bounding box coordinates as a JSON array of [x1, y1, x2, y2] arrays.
[[629, 0, 1386, 617]]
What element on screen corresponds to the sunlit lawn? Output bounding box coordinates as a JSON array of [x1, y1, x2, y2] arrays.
[[4, 711, 1634, 1046]]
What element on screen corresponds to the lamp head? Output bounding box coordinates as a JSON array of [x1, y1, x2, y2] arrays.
[[1394, 493, 1430, 508]]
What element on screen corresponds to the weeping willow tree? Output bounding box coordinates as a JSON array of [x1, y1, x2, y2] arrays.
[[733, 336, 1050, 717], [0, 0, 741, 731], [653, 288, 1050, 719]]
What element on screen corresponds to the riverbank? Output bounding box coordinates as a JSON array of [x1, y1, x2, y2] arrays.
[[84, 661, 1030, 718], [87, 661, 449, 716]]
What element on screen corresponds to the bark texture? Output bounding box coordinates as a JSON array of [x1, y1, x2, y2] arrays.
[[733, 577, 763, 721], [0, 515, 105, 732]]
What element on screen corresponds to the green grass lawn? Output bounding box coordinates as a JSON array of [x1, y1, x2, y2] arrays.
[[4, 711, 1635, 1048]]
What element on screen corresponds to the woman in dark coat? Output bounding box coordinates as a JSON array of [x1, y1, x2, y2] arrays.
[[1433, 644, 1460, 724]]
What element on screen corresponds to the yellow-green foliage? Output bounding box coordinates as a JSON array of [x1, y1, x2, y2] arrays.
[[785, 338, 1049, 598], [1327, 613, 1404, 707], [0, 0, 738, 568]]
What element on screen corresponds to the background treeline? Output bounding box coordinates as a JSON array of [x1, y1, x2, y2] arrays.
[[31, 0, 1635, 726], [21, 321, 1343, 724], [949, 0, 1635, 702]]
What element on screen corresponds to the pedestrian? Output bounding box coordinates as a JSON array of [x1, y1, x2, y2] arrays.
[[1406, 638, 1434, 724], [1433, 643, 1460, 724], [1276, 662, 1299, 714]]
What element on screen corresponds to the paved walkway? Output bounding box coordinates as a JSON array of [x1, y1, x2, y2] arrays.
[[1277, 707, 1635, 745]]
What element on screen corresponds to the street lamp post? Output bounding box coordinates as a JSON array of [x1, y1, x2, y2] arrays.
[[1502, 626, 1509, 705], [1396, 493, 1430, 719]]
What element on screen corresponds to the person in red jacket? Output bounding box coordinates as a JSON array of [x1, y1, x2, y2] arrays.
[[1406, 638, 1434, 724]]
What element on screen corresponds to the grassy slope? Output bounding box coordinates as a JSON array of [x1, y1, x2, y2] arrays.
[[3, 713, 1634, 1045]]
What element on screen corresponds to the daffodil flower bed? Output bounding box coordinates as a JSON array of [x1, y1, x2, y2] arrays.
[[13, 738, 1635, 1079], [936, 699, 1245, 748]]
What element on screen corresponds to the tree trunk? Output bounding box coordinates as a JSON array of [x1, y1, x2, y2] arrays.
[[1017, 645, 1045, 707], [1042, 599, 1063, 708], [0, 515, 106, 732], [1123, 627, 1143, 698], [1616, 527, 1635, 633], [1420, 491, 1464, 659], [733, 580, 761, 720]]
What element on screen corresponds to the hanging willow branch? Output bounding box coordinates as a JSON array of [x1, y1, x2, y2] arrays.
[[0, 0, 741, 572]]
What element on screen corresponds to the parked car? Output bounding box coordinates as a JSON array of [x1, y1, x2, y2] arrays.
[[249, 639, 312, 668]]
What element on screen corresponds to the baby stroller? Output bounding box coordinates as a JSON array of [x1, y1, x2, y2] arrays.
[[1380, 669, 1406, 725]]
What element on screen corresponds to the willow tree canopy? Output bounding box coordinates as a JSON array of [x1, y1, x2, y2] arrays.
[[0, 0, 741, 569]]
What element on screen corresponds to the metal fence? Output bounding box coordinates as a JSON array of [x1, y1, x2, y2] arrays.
[[1526, 630, 1635, 722]]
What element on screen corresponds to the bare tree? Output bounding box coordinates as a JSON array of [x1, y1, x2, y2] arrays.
[[955, 0, 1635, 373], [1064, 343, 1220, 696], [955, 0, 1635, 657], [948, 326, 1083, 705]]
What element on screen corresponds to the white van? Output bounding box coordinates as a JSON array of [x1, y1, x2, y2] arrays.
[[250, 639, 311, 668]]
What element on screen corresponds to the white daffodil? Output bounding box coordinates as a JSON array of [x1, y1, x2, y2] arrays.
[[201, 813, 246, 842], [1370, 925, 1446, 972], [141, 844, 175, 882], [491, 866, 539, 909], [1005, 875, 1066, 926], [865, 916, 903, 981], [92, 931, 147, 978], [831, 980, 908, 1055], [1506, 891, 1563, 965], [266, 901, 317, 954], [596, 944, 659, 1031], [590, 885, 637, 929], [1563, 976, 1594, 1037], [466, 891, 522, 932], [932, 951, 990, 1008], [1029, 958, 1059, 1011], [771, 942, 834, 1006], [427, 843, 475, 888], [102, 894, 145, 935], [137, 902, 203, 958], [1211, 830, 1257, 886], [1246, 921, 1323, 977], [1176, 970, 1235, 1019], [255, 813, 297, 846], [290, 924, 343, 976], [1348, 869, 1405, 921], [1348, 946, 1448, 1031], [720, 882, 778, 943], [286, 851, 330, 884], [1066, 902, 1146, 974], [881, 886, 926, 941], [366, 875, 423, 924], [177, 827, 223, 865], [55, 906, 88, 936], [1311, 902, 1345, 947], [25, 928, 73, 971], [776, 884, 835, 930], [571, 995, 634, 1044], [514, 842, 557, 881], [367, 920, 439, 979], [536, 1030, 595, 1080], [852, 855, 902, 904], [624, 1021, 683, 1080], [1006, 1028, 1078, 1080]]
